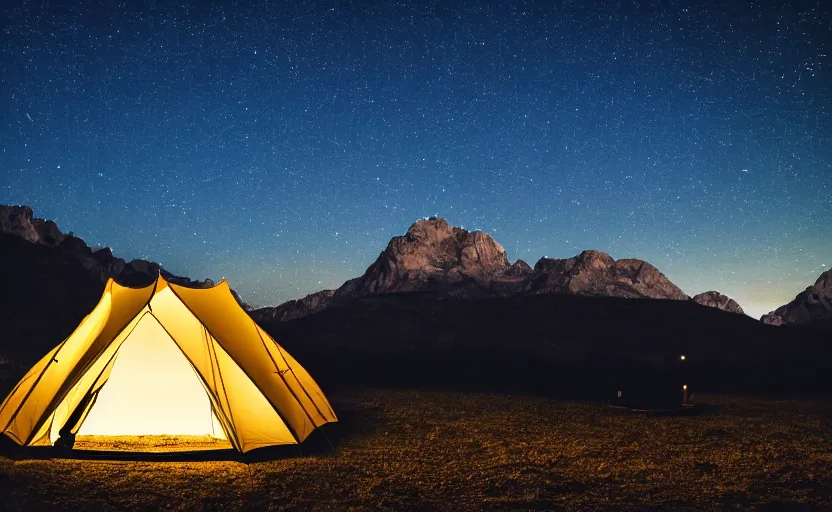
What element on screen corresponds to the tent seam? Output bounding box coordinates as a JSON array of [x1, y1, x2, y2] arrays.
[[23, 307, 152, 445], [203, 323, 243, 450], [252, 324, 325, 425], [255, 326, 330, 424], [202, 325, 232, 442], [0, 345, 66, 435], [22, 280, 159, 445]]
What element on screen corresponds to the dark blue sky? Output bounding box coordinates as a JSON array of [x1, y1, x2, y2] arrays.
[[2, 0, 830, 318]]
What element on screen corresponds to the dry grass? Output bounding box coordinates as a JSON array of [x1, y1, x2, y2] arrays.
[[73, 435, 233, 453], [2, 389, 831, 511]]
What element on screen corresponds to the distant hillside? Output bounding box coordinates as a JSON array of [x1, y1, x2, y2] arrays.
[[262, 290, 831, 398]]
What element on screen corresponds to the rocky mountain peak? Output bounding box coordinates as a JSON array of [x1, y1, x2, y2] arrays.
[[334, 217, 510, 298], [395, 217, 509, 275], [692, 291, 745, 315], [403, 216, 453, 243], [503, 259, 533, 278], [0, 205, 66, 246], [762, 268, 832, 326]]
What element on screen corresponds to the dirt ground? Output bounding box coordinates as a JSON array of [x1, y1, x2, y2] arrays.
[[2, 389, 831, 511]]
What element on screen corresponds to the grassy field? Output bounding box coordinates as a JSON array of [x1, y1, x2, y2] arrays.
[[2, 389, 831, 511]]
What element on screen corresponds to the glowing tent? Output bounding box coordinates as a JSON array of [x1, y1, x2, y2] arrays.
[[0, 275, 337, 454]]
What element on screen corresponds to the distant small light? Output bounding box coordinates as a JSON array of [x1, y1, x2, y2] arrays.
[[680, 355, 686, 361], [682, 384, 688, 390]]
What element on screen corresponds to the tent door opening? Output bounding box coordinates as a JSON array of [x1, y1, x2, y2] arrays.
[[61, 314, 230, 451]]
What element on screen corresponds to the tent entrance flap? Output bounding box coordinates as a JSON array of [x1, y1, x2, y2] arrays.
[[72, 314, 227, 440]]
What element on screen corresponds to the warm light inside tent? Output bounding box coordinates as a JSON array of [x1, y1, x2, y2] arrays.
[[75, 315, 227, 439]]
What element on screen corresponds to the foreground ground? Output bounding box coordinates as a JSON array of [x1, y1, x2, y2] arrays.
[[73, 435, 233, 452], [2, 389, 832, 511]]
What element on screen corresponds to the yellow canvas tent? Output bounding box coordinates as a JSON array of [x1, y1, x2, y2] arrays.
[[0, 275, 337, 454]]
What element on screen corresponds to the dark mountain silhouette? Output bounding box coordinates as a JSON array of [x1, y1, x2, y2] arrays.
[[762, 269, 832, 327], [0, 205, 217, 289], [262, 291, 831, 399], [0, 204, 250, 306], [0, 232, 103, 387]]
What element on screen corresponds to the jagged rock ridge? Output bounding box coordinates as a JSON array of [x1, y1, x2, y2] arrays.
[[762, 269, 832, 326], [254, 290, 335, 323], [0, 205, 231, 296], [525, 250, 689, 300]]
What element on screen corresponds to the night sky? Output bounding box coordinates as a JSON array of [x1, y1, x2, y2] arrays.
[[2, 1, 830, 319]]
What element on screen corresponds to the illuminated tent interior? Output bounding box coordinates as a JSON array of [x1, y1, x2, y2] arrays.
[[0, 276, 337, 454]]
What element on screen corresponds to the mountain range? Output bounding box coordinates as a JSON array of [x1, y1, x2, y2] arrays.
[[251, 217, 831, 327], [1, 205, 827, 330], [250, 217, 752, 323], [0, 205, 829, 399]]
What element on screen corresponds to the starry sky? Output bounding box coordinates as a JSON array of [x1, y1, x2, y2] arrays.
[[2, 0, 830, 319]]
